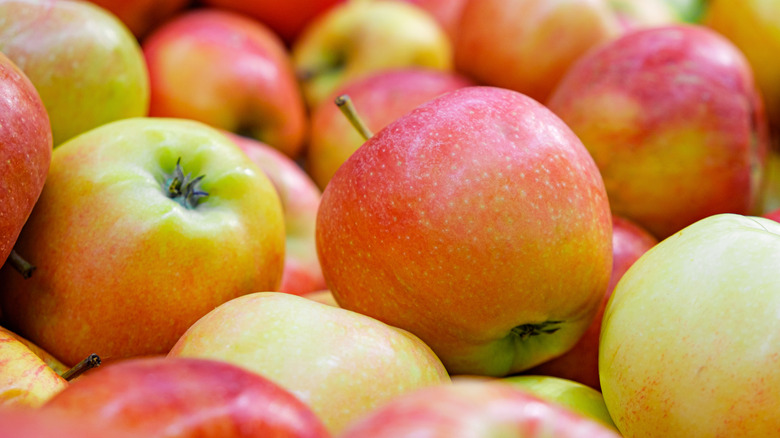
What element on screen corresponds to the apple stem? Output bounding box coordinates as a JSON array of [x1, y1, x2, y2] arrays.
[[61, 354, 101, 381], [335, 94, 374, 141], [5, 249, 35, 279]]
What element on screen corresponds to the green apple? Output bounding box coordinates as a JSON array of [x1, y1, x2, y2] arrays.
[[600, 213, 780, 437], [0, 0, 149, 146], [292, 0, 453, 108], [168, 292, 450, 434], [501, 375, 617, 431], [0, 118, 286, 367]]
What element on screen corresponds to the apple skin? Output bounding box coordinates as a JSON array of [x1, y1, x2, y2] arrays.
[[200, 0, 344, 43], [307, 68, 474, 189], [226, 133, 326, 295], [168, 292, 450, 434], [292, 0, 453, 108], [0, 408, 144, 438], [0, 52, 51, 267], [317, 86, 613, 377], [704, 0, 780, 148], [301, 289, 339, 307], [0, 329, 67, 408], [0, 0, 149, 146], [600, 214, 780, 437], [500, 375, 617, 431], [547, 25, 769, 239], [0, 118, 286, 367], [0, 327, 68, 376], [607, 0, 680, 30], [525, 215, 657, 389], [454, 0, 621, 103], [339, 380, 621, 438], [85, 0, 191, 38], [764, 208, 780, 222], [143, 9, 307, 158], [42, 357, 330, 438], [398, 0, 469, 42]]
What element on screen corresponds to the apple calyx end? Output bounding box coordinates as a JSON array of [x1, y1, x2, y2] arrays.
[[511, 320, 564, 340], [164, 157, 209, 210]]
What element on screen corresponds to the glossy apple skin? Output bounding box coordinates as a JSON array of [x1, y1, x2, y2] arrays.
[[0, 118, 286, 366], [308, 68, 474, 189], [0, 408, 143, 438], [317, 86, 613, 377], [398, 0, 468, 42], [169, 292, 450, 434], [0, 329, 66, 408], [143, 9, 307, 158], [43, 357, 330, 438], [500, 375, 617, 431], [0, 0, 148, 146], [86, 0, 190, 38], [292, 0, 453, 108], [600, 214, 780, 437], [526, 215, 657, 389], [201, 0, 343, 43], [455, 0, 621, 103], [705, 0, 780, 147], [548, 25, 769, 239], [227, 133, 326, 295], [0, 52, 51, 267], [340, 380, 621, 438]]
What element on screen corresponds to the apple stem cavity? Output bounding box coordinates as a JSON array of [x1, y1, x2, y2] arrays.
[[5, 249, 36, 279], [61, 353, 101, 381], [164, 157, 209, 209], [336, 94, 374, 141], [511, 320, 564, 340]]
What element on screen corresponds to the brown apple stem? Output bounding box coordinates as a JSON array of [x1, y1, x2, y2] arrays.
[[61, 354, 101, 381], [335, 94, 374, 141], [5, 249, 35, 279]]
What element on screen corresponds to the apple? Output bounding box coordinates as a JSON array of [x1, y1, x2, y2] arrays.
[[0, 0, 149, 146], [0, 408, 143, 438], [301, 289, 339, 307], [85, 0, 191, 38], [764, 208, 780, 223], [607, 0, 680, 30], [0, 327, 68, 376], [226, 133, 326, 295], [500, 375, 617, 431], [143, 9, 308, 158], [292, 0, 453, 108], [43, 357, 330, 438], [0, 118, 286, 366], [547, 25, 769, 239], [454, 0, 621, 104], [307, 68, 474, 189], [704, 0, 780, 148], [200, 0, 344, 43], [600, 214, 780, 437], [339, 379, 621, 437], [0, 328, 67, 408], [168, 292, 450, 434], [0, 52, 51, 272], [663, 0, 707, 22], [525, 215, 657, 389], [316, 86, 613, 377], [397, 0, 469, 42]]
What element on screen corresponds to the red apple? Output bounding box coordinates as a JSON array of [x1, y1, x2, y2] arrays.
[[0, 408, 142, 438], [525, 215, 658, 389], [317, 86, 613, 376], [0, 0, 149, 146], [227, 133, 326, 295], [454, 0, 621, 103], [0, 52, 51, 269], [0, 118, 285, 366], [763, 208, 780, 223], [86, 0, 191, 38], [398, 0, 469, 42], [307, 68, 474, 189], [143, 9, 308, 158], [339, 380, 621, 437], [200, 0, 344, 43], [43, 357, 330, 438], [547, 25, 769, 239]]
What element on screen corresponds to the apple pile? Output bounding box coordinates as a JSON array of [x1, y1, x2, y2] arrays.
[[1, 0, 779, 437]]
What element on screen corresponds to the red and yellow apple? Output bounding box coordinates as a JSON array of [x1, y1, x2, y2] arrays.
[[0, 118, 285, 366], [85, 0, 191, 38], [143, 9, 308, 158], [0, 328, 66, 408], [317, 86, 613, 376]]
